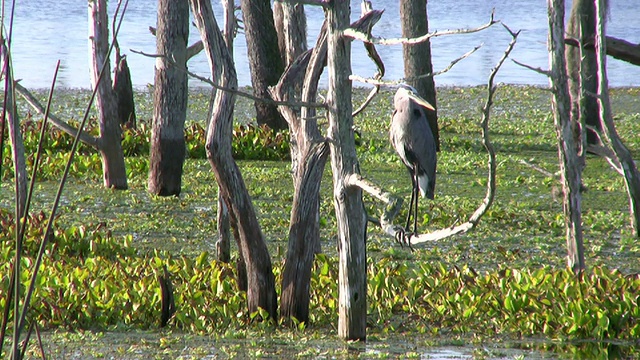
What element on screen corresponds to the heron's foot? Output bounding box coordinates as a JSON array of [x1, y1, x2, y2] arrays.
[[393, 227, 415, 252]]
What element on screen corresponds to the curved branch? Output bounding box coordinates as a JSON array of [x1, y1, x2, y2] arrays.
[[410, 25, 519, 246]]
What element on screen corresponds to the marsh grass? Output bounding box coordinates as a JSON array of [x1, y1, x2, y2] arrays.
[[1, 85, 639, 358]]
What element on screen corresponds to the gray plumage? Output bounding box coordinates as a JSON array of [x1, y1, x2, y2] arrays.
[[390, 85, 437, 241], [390, 85, 437, 199]]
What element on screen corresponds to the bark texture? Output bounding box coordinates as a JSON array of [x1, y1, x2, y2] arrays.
[[190, 0, 278, 320], [400, 0, 439, 151], [148, 0, 189, 196], [327, 1, 367, 341], [240, 0, 287, 130], [280, 141, 328, 323], [214, 0, 236, 263], [89, 0, 128, 190], [549, 0, 585, 274]]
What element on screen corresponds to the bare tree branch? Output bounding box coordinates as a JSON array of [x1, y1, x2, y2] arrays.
[[15, 83, 101, 149], [281, 0, 329, 7], [586, 144, 623, 174], [519, 159, 558, 178], [593, 0, 640, 236], [350, 44, 482, 87], [345, 173, 403, 238], [343, 11, 497, 46], [149, 25, 204, 60], [565, 34, 640, 66]]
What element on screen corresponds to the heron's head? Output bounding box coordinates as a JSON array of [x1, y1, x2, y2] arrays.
[[395, 84, 435, 111]]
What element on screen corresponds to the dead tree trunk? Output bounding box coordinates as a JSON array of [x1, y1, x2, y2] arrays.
[[240, 0, 287, 131], [566, 0, 607, 146], [400, 0, 439, 151], [280, 141, 328, 324], [548, 0, 585, 274], [190, 0, 278, 320], [88, 0, 128, 190], [593, 0, 640, 237], [113, 45, 136, 129], [269, 22, 329, 325], [214, 0, 236, 263], [148, 0, 189, 196], [327, 1, 367, 341], [274, 1, 308, 68]]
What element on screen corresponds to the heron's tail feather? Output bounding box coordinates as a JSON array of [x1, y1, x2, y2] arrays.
[[418, 173, 435, 200]]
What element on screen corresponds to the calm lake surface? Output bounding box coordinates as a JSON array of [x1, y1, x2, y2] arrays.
[[7, 0, 640, 89]]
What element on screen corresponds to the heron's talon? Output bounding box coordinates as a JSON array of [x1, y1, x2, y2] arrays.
[[393, 227, 405, 246], [402, 231, 415, 252], [393, 227, 415, 251]]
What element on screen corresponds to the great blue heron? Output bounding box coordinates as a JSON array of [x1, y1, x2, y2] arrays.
[[390, 85, 437, 246]]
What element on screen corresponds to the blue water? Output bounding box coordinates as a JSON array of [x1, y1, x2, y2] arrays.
[[7, 0, 640, 89]]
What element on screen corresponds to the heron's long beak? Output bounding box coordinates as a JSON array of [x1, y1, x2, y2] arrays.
[[406, 91, 435, 111]]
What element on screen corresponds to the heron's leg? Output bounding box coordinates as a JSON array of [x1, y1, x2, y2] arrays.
[[405, 180, 418, 251], [413, 180, 419, 235], [401, 169, 419, 250], [404, 174, 416, 235]]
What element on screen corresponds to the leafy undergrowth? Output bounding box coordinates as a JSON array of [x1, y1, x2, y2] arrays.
[[1, 114, 290, 181], [1, 209, 638, 345]]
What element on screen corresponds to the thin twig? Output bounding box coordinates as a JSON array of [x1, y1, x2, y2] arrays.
[[350, 44, 482, 87], [519, 159, 557, 178], [282, 0, 329, 7], [35, 323, 45, 360], [512, 58, 551, 76], [131, 48, 327, 110], [19, 321, 34, 359]]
